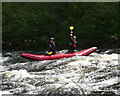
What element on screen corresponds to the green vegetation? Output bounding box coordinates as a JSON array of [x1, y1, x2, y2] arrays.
[[2, 2, 120, 50]]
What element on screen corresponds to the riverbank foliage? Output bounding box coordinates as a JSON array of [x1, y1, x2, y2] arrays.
[[2, 2, 119, 50]]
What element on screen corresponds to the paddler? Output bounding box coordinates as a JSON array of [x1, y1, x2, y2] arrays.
[[46, 37, 56, 55], [68, 26, 77, 53]]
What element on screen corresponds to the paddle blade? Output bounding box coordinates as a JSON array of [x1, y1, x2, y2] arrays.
[[70, 26, 74, 30], [48, 52, 53, 55]]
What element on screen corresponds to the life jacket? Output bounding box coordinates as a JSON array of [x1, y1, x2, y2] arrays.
[[73, 44, 77, 47], [72, 39, 77, 47], [49, 42, 56, 51]]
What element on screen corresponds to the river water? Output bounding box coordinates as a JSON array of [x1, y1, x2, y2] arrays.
[[0, 49, 120, 96]]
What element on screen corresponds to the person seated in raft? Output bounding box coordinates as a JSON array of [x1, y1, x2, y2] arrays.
[[46, 37, 56, 55]]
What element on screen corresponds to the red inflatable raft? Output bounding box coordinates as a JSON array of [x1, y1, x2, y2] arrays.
[[21, 47, 97, 60]]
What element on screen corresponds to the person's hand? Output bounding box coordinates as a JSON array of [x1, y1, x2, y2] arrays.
[[70, 34, 73, 37], [70, 31, 73, 34]]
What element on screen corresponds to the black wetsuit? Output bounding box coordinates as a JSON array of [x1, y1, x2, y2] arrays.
[[48, 42, 56, 55]]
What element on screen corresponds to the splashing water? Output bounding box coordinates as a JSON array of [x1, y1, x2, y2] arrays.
[[0, 50, 119, 95]]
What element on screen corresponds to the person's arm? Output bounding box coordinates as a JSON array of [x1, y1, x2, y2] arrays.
[[70, 31, 74, 40], [52, 42, 56, 50]]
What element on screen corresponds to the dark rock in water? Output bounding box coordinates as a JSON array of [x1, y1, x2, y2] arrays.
[[4, 53, 13, 57]]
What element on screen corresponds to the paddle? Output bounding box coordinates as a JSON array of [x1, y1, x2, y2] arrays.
[[47, 51, 53, 55], [70, 26, 74, 36], [70, 26, 74, 30]]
